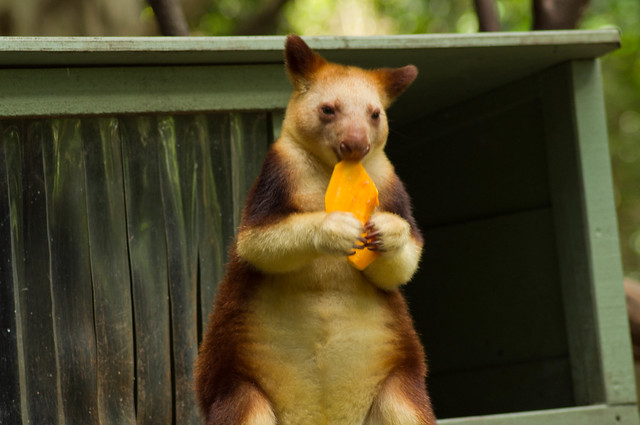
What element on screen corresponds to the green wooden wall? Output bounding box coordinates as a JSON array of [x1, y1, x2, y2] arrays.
[[0, 113, 270, 425]]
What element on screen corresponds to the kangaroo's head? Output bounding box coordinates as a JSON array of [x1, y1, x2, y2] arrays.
[[281, 34, 418, 167]]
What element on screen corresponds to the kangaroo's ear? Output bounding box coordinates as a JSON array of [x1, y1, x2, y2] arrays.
[[374, 65, 418, 106], [285, 34, 327, 91]]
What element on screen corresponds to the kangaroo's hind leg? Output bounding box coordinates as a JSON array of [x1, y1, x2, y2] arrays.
[[365, 370, 436, 425], [203, 381, 276, 425]]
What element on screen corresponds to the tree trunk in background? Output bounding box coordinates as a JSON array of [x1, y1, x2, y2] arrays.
[[148, 0, 190, 35], [533, 0, 590, 30], [474, 0, 501, 32]]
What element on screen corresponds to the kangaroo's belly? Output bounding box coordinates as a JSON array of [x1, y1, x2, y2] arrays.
[[244, 257, 397, 425]]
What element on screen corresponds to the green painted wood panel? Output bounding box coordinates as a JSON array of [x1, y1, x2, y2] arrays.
[[0, 32, 619, 125], [42, 119, 99, 424], [439, 404, 639, 425], [0, 31, 619, 66], [568, 60, 636, 406], [82, 118, 136, 424], [540, 63, 605, 405], [0, 65, 291, 118], [540, 61, 636, 406]]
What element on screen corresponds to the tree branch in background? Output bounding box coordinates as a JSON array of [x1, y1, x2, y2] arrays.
[[234, 0, 291, 35], [474, 0, 501, 32], [148, 0, 190, 35], [532, 0, 590, 30]]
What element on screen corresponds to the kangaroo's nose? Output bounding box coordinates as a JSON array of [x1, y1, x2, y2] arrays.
[[339, 126, 370, 161]]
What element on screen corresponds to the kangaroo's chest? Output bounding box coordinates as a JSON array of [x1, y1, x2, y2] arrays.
[[243, 258, 397, 425]]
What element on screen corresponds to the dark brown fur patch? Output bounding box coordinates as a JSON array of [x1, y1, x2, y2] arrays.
[[196, 145, 298, 422], [380, 174, 424, 244], [241, 146, 299, 229], [194, 249, 266, 423], [382, 290, 436, 424]]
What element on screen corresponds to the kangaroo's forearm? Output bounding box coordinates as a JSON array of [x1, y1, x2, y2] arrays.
[[236, 212, 325, 273]]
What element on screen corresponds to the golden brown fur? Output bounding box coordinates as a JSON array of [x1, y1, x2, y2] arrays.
[[195, 34, 435, 425]]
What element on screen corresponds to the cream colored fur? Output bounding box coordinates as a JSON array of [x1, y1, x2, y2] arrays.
[[244, 258, 399, 425], [245, 390, 277, 425], [365, 376, 425, 425]]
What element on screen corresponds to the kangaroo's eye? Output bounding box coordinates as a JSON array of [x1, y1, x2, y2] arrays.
[[321, 105, 335, 115], [371, 110, 380, 120]]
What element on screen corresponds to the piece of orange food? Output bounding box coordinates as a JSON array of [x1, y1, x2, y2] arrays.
[[325, 160, 380, 270]]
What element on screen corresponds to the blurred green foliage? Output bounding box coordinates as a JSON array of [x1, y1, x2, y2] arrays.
[[196, 0, 640, 278], [582, 1, 640, 280]]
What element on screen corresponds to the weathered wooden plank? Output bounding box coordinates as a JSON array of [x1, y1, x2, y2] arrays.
[[568, 60, 636, 406], [0, 65, 291, 118], [157, 115, 200, 425], [81, 118, 136, 424], [0, 31, 620, 64], [540, 62, 605, 406], [198, 115, 227, 332], [0, 123, 23, 425], [120, 116, 173, 425], [0, 32, 619, 126], [42, 119, 99, 424], [540, 60, 636, 406], [438, 404, 639, 425], [229, 112, 270, 229], [197, 112, 270, 342], [15, 121, 61, 424]]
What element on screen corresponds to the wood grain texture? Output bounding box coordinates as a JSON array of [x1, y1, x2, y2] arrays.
[[199, 115, 230, 329], [121, 116, 173, 425], [42, 119, 99, 424], [0, 123, 23, 425], [229, 113, 270, 230], [158, 116, 200, 425], [15, 122, 61, 424], [82, 118, 136, 424]]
